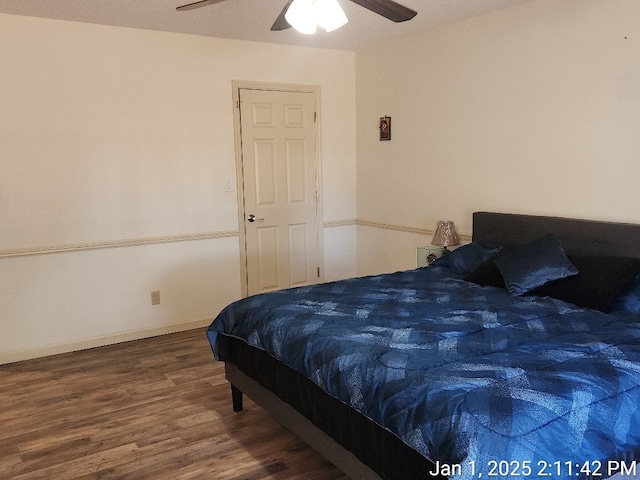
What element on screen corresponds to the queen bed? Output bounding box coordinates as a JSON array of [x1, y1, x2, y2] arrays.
[[206, 212, 640, 479]]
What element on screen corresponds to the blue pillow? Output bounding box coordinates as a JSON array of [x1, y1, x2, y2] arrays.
[[433, 241, 503, 275], [463, 246, 515, 288], [494, 234, 578, 296], [611, 274, 640, 315]]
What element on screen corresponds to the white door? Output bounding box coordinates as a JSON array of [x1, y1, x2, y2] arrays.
[[237, 87, 321, 296]]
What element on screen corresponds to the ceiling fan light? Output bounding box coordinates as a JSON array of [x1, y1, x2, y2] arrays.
[[315, 0, 348, 33], [285, 0, 318, 34]]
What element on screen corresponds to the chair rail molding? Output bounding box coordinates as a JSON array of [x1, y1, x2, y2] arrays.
[[0, 230, 239, 259]]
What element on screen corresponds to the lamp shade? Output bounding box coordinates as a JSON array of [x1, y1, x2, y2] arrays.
[[285, 0, 318, 34], [431, 220, 460, 248], [285, 0, 348, 34], [315, 0, 348, 32]]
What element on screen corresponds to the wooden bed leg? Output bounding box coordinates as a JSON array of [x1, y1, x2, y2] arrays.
[[231, 384, 243, 412]]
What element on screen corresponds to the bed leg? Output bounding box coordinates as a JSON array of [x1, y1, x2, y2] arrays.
[[231, 384, 243, 412]]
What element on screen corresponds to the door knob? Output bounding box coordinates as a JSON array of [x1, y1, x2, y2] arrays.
[[247, 214, 264, 223]]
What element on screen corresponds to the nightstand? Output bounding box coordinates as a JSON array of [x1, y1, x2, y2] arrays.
[[417, 246, 444, 267]]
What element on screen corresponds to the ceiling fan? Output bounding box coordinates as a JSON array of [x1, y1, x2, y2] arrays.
[[176, 0, 417, 32]]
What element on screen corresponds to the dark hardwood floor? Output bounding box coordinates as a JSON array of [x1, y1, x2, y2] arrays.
[[0, 329, 349, 479]]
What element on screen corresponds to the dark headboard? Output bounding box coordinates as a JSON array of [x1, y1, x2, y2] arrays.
[[473, 212, 640, 259]]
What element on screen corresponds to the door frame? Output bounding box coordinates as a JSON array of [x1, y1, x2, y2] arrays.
[[232, 80, 324, 298]]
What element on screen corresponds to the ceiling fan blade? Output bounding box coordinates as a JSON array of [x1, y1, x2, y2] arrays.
[[349, 0, 417, 22], [176, 0, 227, 12], [271, 0, 295, 31]]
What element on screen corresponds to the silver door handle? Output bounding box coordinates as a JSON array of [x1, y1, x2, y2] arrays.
[[247, 214, 264, 223]]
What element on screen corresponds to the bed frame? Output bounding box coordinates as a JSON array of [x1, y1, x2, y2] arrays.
[[472, 211, 640, 259], [226, 363, 382, 479], [223, 211, 640, 480]]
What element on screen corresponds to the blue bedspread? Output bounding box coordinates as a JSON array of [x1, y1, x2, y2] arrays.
[[207, 265, 640, 479]]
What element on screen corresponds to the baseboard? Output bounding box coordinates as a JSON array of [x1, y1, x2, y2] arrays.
[[0, 318, 213, 365]]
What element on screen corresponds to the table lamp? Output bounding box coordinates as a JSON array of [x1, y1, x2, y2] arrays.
[[431, 220, 460, 255]]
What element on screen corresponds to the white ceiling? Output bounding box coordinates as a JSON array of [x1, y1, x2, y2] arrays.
[[0, 0, 534, 51]]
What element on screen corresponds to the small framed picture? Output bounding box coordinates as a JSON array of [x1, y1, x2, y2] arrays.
[[379, 116, 391, 141]]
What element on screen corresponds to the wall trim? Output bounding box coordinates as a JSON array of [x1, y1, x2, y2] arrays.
[[0, 230, 239, 259], [323, 219, 357, 228], [357, 218, 432, 235], [0, 219, 471, 260], [0, 318, 213, 365], [356, 218, 472, 242]]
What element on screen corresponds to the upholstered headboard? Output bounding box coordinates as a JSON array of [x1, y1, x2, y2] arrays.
[[472, 212, 640, 259]]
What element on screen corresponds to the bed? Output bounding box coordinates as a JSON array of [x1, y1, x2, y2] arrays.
[[207, 212, 640, 479]]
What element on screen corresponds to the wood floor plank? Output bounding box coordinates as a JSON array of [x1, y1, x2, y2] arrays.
[[0, 329, 349, 479]]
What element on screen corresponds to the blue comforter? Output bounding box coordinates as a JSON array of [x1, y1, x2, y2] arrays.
[[207, 265, 640, 479]]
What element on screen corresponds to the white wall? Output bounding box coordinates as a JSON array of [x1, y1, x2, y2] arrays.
[[356, 224, 429, 277], [355, 0, 640, 274], [0, 14, 357, 362], [8, 0, 638, 360]]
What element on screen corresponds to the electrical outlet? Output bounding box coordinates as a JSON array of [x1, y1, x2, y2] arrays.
[[151, 291, 160, 305]]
